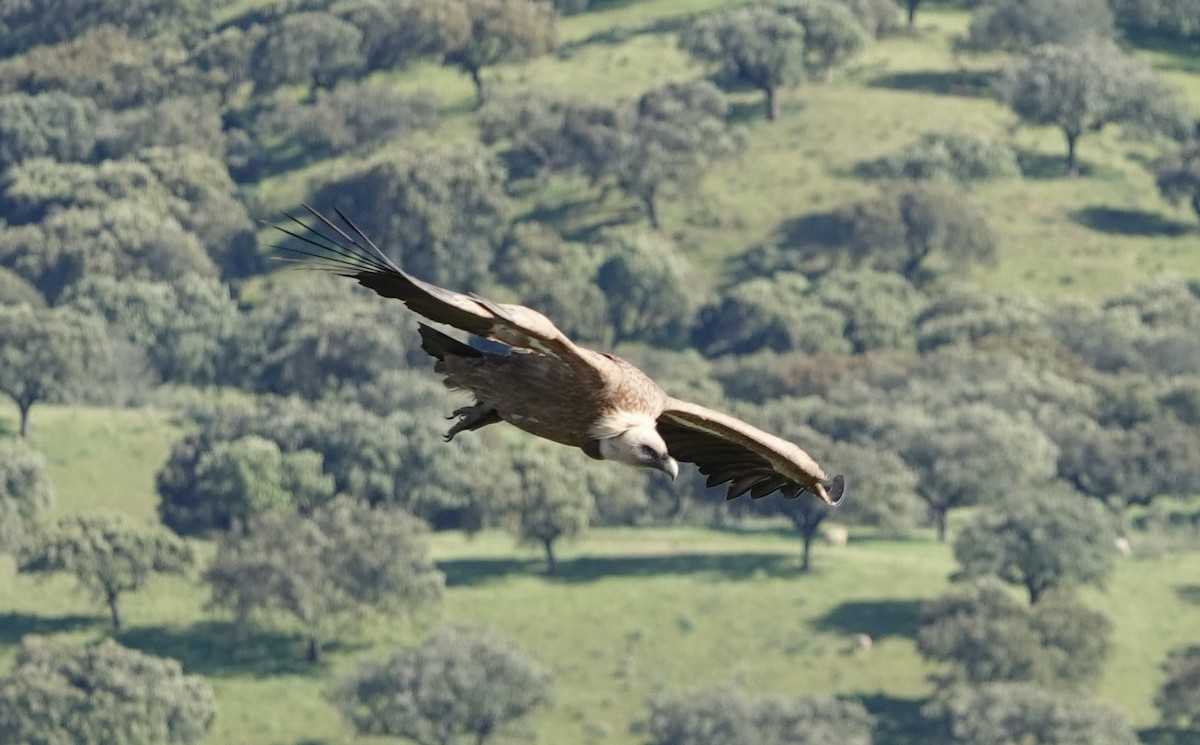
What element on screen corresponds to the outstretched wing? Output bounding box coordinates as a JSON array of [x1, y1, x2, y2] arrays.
[[657, 397, 845, 504], [273, 205, 603, 377]]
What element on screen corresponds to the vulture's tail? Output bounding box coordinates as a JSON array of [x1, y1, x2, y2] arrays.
[[417, 324, 503, 440], [417, 323, 481, 362]]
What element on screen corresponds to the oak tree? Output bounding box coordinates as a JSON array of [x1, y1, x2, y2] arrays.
[[0, 443, 54, 553], [18, 511, 195, 631], [1157, 646, 1200, 730], [206, 496, 444, 661], [0, 636, 215, 745], [953, 490, 1117, 603], [680, 7, 807, 121], [999, 40, 1189, 176], [927, 682, 1139, 745], [918, 578, 1111, 687], [1156, 139, 1200, 221], [335, 626, 551, 744], [0, 305, 108, 437]]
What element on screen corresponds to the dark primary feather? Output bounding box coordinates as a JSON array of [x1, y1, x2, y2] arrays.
[[273, 205, 399, 276], [272, 205, 522, 339], [657, 399, 843, 505], [657, 418, 788, 499]]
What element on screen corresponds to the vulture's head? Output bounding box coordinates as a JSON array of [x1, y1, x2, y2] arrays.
[[597, 423, 679, 480]]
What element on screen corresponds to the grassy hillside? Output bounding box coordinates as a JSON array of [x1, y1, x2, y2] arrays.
[[2, 402, 1197, 744], [254, 0, 1200, 304]]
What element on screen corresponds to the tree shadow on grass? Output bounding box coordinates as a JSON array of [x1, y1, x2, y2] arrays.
[[1071, 207, 1193, 237], [439, 557, 544, 588], [1124, 32, 1200, 75], [558, 9, 696, 53], [812, 599, 923, 641], [860, 694, 941, 745], [439, 552, 801, 588], [1140, 727, 1200, 745], [869, 69, 997, 98], [719, 212, 844, 284], [727, 98, 772, 124], [0, 612, 102, 645], [554, 552, 800, 583], [777, 211, 845, 250], [1176, 584, 1200, 605], [523, 192, 641, 242], [1014, 150, 1080, 179], [117, 620, 349, 678]]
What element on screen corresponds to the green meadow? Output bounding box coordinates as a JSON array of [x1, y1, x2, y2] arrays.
[[3, 403, 1197, 744]]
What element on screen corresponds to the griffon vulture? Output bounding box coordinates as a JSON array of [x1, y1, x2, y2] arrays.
[[274, 206, 845, 505]]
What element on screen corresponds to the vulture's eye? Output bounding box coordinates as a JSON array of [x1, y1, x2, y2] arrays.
[[639, 444, 658, 458]]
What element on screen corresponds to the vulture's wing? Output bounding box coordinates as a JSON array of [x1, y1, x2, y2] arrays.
[[657, 397, 845, 504], [273, 206, 601, 374]]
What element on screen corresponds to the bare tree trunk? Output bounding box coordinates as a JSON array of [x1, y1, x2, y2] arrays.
[[106, 590, 122, 632], [765, 86, 780, 121], [470, 66, 486, 107], [907, 0, 919, 27], [800, 532, 813, 572], [642, 192, 661, 230], [306, 636, 322, 663], [934, 509, 948, 542], [1065, 131, 1079, 177], [18, 402, 31, 439], [542, 538, 557, 575]]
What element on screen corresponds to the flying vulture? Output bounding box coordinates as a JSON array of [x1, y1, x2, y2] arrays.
[[274, 207, 845, 505]]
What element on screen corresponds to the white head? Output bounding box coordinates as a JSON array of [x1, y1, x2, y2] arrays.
[[596, 423, 679, 480]]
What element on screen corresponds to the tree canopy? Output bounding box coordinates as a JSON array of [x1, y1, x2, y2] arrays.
[[965, 0, 1114, 52], [335, 626, 552, 744], [0, 442, 54, 553], [918, 578, 1112, 688], [0, 636, 216, 745], [1157, 646, 1200, 730], [1156, 139, 1200, 220], [927, 682, 1140, 745], [62, 275, 239, 385], [0, 92, 98, 169], [640, 685, 874, 745], [775, 0, 869, 76], [250, 12, 365, 99], [310, 142, 512, 291]]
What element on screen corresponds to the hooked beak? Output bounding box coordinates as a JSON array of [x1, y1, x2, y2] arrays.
[[659, 455, 679, 481]]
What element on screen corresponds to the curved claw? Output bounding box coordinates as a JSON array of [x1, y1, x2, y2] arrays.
[[807, 475, 846, 506]]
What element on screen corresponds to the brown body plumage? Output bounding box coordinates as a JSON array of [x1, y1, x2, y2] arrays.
[[275, 206, 845, 505]]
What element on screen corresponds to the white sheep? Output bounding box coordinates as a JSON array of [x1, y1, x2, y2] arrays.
[[823, 526, 849, 548]]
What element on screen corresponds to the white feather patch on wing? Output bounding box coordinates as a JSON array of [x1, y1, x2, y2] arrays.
[[589, 411, 658, 440]]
